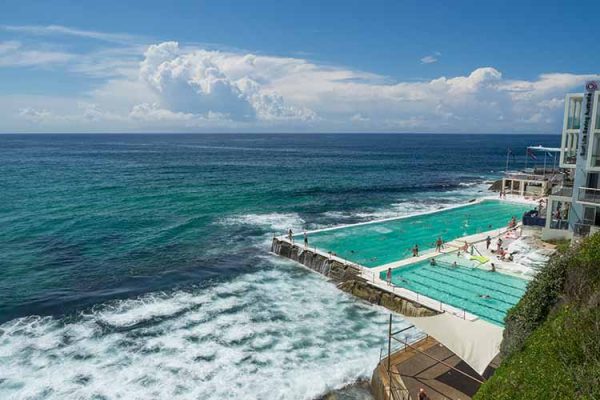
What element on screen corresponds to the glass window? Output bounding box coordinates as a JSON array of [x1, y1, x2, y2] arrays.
[[568, 97, 582, 129], [596, 94, 600, 130]]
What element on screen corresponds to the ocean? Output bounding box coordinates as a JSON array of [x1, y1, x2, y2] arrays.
[[0, 133, 558, 399]]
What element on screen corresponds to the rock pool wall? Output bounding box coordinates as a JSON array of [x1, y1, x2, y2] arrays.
[[271, 238, 438, 318]]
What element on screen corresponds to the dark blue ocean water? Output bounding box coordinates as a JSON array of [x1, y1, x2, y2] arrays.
[[0, 133, 558, 399]]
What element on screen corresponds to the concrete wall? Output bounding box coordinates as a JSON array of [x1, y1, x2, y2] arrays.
[[271, 238, 362, 282], [541, 227, 573, 241], [271, 238, 439, 318]]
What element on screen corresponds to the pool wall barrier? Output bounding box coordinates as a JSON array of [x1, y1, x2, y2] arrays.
[[271, 238, 439, 318]]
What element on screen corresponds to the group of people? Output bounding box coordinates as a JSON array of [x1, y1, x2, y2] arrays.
[[410, 237, 444, 258], [487, 235, 515, 261], [287, 229, 309, 247], [429, 257, 457, 268]]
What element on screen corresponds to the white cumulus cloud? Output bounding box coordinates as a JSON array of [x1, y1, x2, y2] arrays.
[[1, 35, 599, 133], [138, 42, 315, 122]]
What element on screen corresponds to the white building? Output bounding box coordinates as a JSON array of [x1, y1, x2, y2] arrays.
[[542, 81, 600, 240]]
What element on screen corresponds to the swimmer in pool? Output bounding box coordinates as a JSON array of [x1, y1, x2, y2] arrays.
[[478, 294, 491, 299], [429, 258, 436, 266]]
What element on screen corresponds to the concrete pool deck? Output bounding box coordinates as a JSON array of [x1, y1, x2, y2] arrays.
[[275, 197, 538, 322]]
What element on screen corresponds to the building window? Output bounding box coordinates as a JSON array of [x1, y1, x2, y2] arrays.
[[583, 206, 600, 226], [593, 132, 600, 167], [567, 97, 582, 130], [596, 95, 600, 130]]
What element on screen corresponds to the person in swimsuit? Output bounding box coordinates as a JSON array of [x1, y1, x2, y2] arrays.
[[386, 267, 392, 285], [412, 244, 419, 257], [435, 237, 443, 252]]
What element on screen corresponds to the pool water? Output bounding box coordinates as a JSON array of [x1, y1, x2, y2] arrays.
[[381, 255, 528, 325], [301, 200, 531, 267]]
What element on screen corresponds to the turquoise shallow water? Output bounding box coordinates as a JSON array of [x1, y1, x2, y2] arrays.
[[303, 200, 532, 267], [382, 254, 529, 325]]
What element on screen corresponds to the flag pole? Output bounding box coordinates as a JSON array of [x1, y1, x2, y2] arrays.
[[506, 148, 510, 171]]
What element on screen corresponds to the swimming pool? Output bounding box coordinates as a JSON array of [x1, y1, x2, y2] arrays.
[[381, 254, 528, 325], [300, 200, 531, 267]]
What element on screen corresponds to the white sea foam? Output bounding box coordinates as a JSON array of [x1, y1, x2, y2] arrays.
[[220, 212, 306, 233], [320, 182, 491, 224], [0, 262, 420, 400]]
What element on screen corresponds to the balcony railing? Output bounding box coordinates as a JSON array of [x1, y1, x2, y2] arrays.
[[551, 185, 573, 197], [504, 172, 549, 182], [574, 223, 592, 237], [578, 187, 600, 204], [563, 151, 577, 165], [549, 219, 569, 230]]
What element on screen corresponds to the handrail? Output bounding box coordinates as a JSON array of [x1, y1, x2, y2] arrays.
[[391, 335, 485, 385], [504, 172, 549, 182], [578, 187, 600, 204], [551, 185, 573, 197]]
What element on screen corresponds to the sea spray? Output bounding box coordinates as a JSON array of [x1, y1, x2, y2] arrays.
[[0, 264, 421, 400]]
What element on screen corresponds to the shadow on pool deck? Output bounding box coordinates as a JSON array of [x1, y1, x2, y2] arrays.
[[373, 337, 500, 400]]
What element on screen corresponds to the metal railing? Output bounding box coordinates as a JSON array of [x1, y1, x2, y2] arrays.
[[551, 185, 573, 197], [549, 219, 569, 230], [578, 187, 600, 204], [574, 223, 592, 237], [503, 172, 549, 182], [378, 316, 485, 400]]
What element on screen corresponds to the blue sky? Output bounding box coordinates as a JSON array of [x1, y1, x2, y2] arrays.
[[1, 0, 599, 133]]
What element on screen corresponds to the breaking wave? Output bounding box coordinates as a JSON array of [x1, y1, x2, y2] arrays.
[[0, 264, 420, 400], [220, 212, 306, 232]]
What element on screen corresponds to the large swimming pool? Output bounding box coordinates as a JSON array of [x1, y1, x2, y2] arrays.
[[301, 200, 531, 267], [381, 254, 528, 325]]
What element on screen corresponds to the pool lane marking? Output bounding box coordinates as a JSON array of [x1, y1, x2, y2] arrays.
[[394, 273, 514, 319]]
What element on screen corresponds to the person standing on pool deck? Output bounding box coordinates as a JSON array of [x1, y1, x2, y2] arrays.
[[485, 235, 492, 250], [496, 237, 503, 252], [386, 267, 392, 285], [303, 231, 308, 247], [435, 237, 443, 252], [412, 244, 419, 257], [288, 229, 293, 242]]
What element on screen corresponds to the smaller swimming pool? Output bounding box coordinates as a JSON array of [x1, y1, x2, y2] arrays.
[[381, 254, 528, 325]]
